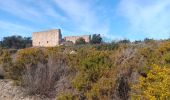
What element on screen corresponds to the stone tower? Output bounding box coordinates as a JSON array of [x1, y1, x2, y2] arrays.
[[32, 29, 62, 47]]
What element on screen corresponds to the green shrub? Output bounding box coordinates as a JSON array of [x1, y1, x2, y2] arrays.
[[1, 48, 48, 84], [72, 72, 90, 91], [163, 52, 170, 64], [159, 41, 170, 54], [16, 48, 48, 65], [0, 49, 13, 78], [72, 50, 113, 93], [93, 43, 118, 51], [1, 39, 170, 99], [58, 93, 77, 100], [86, 69, 117, 100], [139, 47, 161, 66], [81, 51, 112, 82], [75, 38, 86, 45]]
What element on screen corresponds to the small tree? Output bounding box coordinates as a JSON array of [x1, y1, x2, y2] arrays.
[[75, 38, 86, 45], [90, 34, 102, 44], [144, 38, 155, 43], [0, 41, 2, 47], [1, 35, 32, 49]]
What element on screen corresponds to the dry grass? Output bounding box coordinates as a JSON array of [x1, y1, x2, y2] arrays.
[[22, 56, 68, 97]]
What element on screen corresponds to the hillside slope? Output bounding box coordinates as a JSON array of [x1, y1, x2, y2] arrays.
[[0, 40, 170, 100]]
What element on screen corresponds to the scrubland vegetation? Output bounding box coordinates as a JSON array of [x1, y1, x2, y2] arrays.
[[0, 38, 170, 100]]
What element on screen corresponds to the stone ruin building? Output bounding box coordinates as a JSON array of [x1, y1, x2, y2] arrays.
[[32, 29, 91, 47], [32, 29, 62, 47], [64, 35, 91, 43]]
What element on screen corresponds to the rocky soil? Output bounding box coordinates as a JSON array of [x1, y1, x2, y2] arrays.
[[0, 77, 75, 100], [0, 80, 55, 100]]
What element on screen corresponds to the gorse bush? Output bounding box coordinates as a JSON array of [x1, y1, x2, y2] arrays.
[[72, 51, 112, 91], [164, 52, 170, 64], [158, 41, 170, 54], [93, 42, 119, 51], [65, 41, 170, 100], [17, 48, 48, 65], [158, 41, 170, 66], [0, 49, 13, 78], [85, 68, 117, 100], [13, 48, 48, 83], [58, 93, 76, 100], [0, 48, 70, 97], [0, 48, 49, 84], [81, 51, 112, 81], [132, 65, 170, 100]]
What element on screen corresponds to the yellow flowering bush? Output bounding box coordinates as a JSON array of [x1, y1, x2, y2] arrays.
[[132, 65, 170, 100], [159, 41, 170, 54]]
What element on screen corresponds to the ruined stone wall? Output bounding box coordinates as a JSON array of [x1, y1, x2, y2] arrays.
[[64, 35, 91, 43], [32, 29, 62, 47]]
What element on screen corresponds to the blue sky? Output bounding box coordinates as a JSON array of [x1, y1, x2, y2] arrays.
[[0, 0, 170, 41]]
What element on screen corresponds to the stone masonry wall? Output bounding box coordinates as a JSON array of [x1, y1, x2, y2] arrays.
[[32, 29, 62, 47], [64, 35, 91, 43]]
